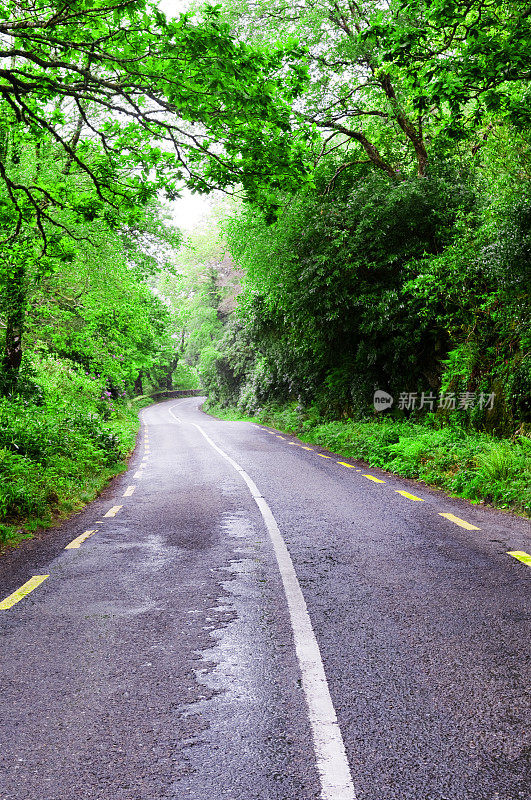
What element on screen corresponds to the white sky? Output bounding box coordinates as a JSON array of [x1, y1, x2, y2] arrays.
[[156, 0, 214, 231], [165, 191, 221, 232], [157, 0, 192, 15]]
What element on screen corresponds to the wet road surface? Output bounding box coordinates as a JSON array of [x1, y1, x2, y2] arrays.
[[0, 397, 530, 800]]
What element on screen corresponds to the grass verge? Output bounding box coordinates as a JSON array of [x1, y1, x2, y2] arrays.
[[204, 401, 531, 517], [0, 404, 141, 551]]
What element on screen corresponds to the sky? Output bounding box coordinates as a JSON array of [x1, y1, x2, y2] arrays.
[[158, 0, 192, 15], [157, 0, 214, 231], [166, 191, 214, 232]]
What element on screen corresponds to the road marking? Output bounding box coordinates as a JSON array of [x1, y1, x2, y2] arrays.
[[362, 474, 386, 483], [191, 421, 357, 800], [65, 529, 98, 549], [438, 513, 480, 530], [133, 470, 143, 478], [0, 576, 49, 610], [395, 490, 424, 502], [277, 435, 286, 440], [337, 461, 355, 468], [319, 454, 332, 459], [288, 442, 298, 445], [508, 551, 531, 567], [104, 505, 122, 518], [123, 485, 136, 497], [301, 446, 313, 451], [168, 404, 182, 423]]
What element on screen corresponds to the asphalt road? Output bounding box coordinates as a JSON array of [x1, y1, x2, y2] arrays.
[[0, 397, 530, 800]]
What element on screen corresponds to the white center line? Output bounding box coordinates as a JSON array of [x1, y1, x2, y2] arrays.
[[191, 420, 357, 800], [168, 404, 182, 423]]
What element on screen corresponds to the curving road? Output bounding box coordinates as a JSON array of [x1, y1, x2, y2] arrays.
[[0, 397, 529, 800]]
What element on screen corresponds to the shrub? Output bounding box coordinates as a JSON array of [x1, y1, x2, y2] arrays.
[[0, 355, 139, 546]]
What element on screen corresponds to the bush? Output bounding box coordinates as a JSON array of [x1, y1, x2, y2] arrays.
[[0, 355, 139, 546]]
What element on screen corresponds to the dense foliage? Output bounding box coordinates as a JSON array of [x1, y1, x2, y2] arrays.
[[200, 1, 531, 440], [0, 194, 187, 544], [0, 354, 140, 544], [1, 0, 530, 535], [206, 136, 531, 433], [0, 0, 313, 541], [0, 0, 309, 231]]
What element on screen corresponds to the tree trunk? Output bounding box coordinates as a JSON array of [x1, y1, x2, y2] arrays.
[[1, 262, 26, 395], [165, 357, 179, 390], [134, 371, 143, 395], [380, 74, 429, 177]]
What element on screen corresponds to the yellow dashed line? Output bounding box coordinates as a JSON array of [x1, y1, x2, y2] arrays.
[[104, 505, 122, 518], [507, 551, 531, 567], [0, 576, 49, 610], [260, 429, 498, 541], [395, 490, 424, 502], [123, 485, 136, 497], [438, 513, 480, 530], [65, 529, 98, 549], [362, 474, 386, 483]]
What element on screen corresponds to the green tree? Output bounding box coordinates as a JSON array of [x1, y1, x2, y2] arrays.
[[0, 0, 312, 391], [372, 0, 531, 134], [219, 0, 530, 183], [0, 0, 309, 236], [219, 0, 433, 179]]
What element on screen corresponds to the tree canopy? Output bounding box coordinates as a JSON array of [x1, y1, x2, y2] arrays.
[[194, 0, 531, 436], [0, 0, 310, 241], [219, 0, 531, 183]]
